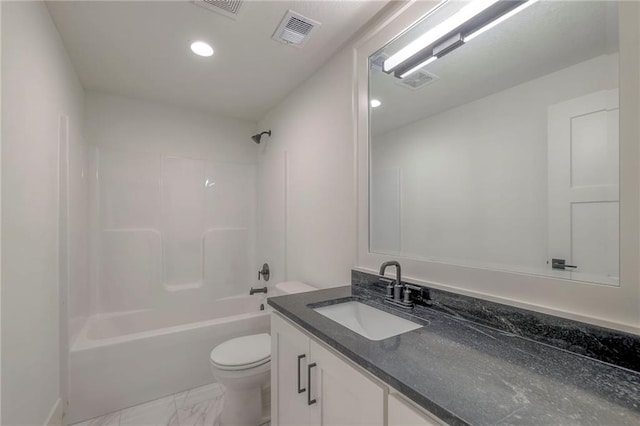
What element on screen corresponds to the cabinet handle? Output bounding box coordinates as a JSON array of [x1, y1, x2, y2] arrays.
[[307, 362, 317, 405], [297, 354, 306, 394]]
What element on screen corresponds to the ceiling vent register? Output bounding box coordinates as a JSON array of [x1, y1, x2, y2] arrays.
[[396, 69, 439, 90], [272, 10, 321, 48], [192, 0, 243, 20]]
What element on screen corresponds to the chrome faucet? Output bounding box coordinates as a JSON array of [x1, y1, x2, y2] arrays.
[[379, 260, 402, 301]]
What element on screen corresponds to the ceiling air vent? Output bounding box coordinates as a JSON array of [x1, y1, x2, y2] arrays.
[[192, 0, 243, 20], [396, 69, 439, 90], [272, 10, 321, 48]]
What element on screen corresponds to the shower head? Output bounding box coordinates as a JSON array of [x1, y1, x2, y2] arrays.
[[251, 130, 271, 144]]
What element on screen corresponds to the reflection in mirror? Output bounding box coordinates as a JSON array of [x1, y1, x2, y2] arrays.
[[369, 0, 619, 285]]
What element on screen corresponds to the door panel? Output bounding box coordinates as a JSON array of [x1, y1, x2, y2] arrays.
[[572, 201, 619, 279], [388, 393, 443, 426], [571, 110, 618, 187], [547, 89, 619, 284], [271, 314, 312, 426], [309, 340, 384, 426]]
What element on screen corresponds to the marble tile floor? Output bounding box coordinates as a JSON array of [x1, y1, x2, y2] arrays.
[[71, 382, 271, 426]]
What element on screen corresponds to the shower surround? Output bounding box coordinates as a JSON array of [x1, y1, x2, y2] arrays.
[[88, 147, 257, 315], [66, 92, 262, 423]]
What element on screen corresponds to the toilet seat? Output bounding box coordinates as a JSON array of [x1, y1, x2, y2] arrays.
[[208, 283, 314, 425], [210, 333, 271, 371]]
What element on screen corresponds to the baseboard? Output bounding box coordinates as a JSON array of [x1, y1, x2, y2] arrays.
[[44, 398, 63, 426]]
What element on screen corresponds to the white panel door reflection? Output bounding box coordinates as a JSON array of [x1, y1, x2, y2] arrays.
[[548, 90, 619, 284]]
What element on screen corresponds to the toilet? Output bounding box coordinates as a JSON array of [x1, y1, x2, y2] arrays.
[[209, 281, 316, 426]]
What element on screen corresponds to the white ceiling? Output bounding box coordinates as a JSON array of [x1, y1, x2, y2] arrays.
[[370, 1, 619, 135], [47, 0, 387, 121]]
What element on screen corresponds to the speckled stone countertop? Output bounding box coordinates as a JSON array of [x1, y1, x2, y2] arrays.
[[268, 286, 640, 426]]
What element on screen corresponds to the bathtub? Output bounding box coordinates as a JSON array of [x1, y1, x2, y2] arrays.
[[67, 294, 269, 424]]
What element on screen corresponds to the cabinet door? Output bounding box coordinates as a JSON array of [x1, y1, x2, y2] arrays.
[[388, 393, 444, 426], [308, 340, 385, 426], [271, 314, 312, 426]]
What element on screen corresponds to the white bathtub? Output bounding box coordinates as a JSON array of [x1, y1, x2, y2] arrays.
[[67, 295, 270, 424]]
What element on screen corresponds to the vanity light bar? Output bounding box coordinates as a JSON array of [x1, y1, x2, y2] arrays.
[[383, 0, 501, 73], [394, 0, 537, 79], [399, 56, 437, 79], [464, 0, 539, 42]]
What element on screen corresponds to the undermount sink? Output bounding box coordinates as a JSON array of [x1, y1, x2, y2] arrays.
[[313, 301, 422, 341]]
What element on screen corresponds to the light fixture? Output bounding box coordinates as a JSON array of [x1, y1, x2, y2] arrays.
[[399, 56, 437, 79], [464, 0, 539, 42], [190, 41, 214, 57], [370, 99, 382, 108], [383, 0, 500, 73], [385, 0, 538, 79]]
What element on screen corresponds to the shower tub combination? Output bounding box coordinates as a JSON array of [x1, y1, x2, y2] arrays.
[[67, 294, 269, 424]]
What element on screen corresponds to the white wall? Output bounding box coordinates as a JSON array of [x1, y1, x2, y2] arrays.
[[0, 0, 3, 418], [257, 46, 358, 288], [85, 92, 258, 162], [82, 92, 259, 317], [1, 1, 84, 424], [371, 54, 618, 273]]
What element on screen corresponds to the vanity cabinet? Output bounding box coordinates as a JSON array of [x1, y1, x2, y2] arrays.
[[388, 393, 443, 426], [272, 313, 312, 425], [271, 313, 385, 426]]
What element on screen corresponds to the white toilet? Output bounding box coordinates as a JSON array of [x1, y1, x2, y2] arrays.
[[209, 281, 316, 426]]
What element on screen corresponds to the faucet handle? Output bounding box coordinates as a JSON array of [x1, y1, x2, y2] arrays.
[[393, 283, 403, 301], [380, 277, 394, 296], [258, 263, 270, 281], [386, 283, 394, 298], [403, 288, 412, 303]]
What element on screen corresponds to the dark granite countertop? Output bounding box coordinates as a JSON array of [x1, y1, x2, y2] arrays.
[[268, 286, 640, 426]]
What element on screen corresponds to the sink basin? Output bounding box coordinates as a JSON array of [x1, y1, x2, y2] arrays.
[[313, 301, 422, 341]]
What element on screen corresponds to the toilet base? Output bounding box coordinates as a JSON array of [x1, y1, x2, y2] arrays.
[[220, 386, 262, 426]]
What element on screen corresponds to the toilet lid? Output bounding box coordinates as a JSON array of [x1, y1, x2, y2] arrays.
[[210, 333, 271, 370]]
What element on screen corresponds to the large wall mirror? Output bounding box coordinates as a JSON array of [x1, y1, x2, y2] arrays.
[[369, 0, 620, 286]]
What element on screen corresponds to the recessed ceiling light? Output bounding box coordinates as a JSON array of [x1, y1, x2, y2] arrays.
[[370, 99, 382, 108], [190, 41, 214, 57]]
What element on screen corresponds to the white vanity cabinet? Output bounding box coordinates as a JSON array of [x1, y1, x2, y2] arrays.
[[388, 393, 445, 426], [271, 312, 385, 426], [272, 313, 313, 425]]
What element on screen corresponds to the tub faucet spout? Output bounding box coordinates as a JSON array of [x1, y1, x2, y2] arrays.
[[250, 286, 267, 295]]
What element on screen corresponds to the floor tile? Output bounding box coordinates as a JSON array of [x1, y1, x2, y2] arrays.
[[120, 396, 178, 426], [71, 411, 120, 426], [174, 383, 224, 409], [176, 397, 223, 426]]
